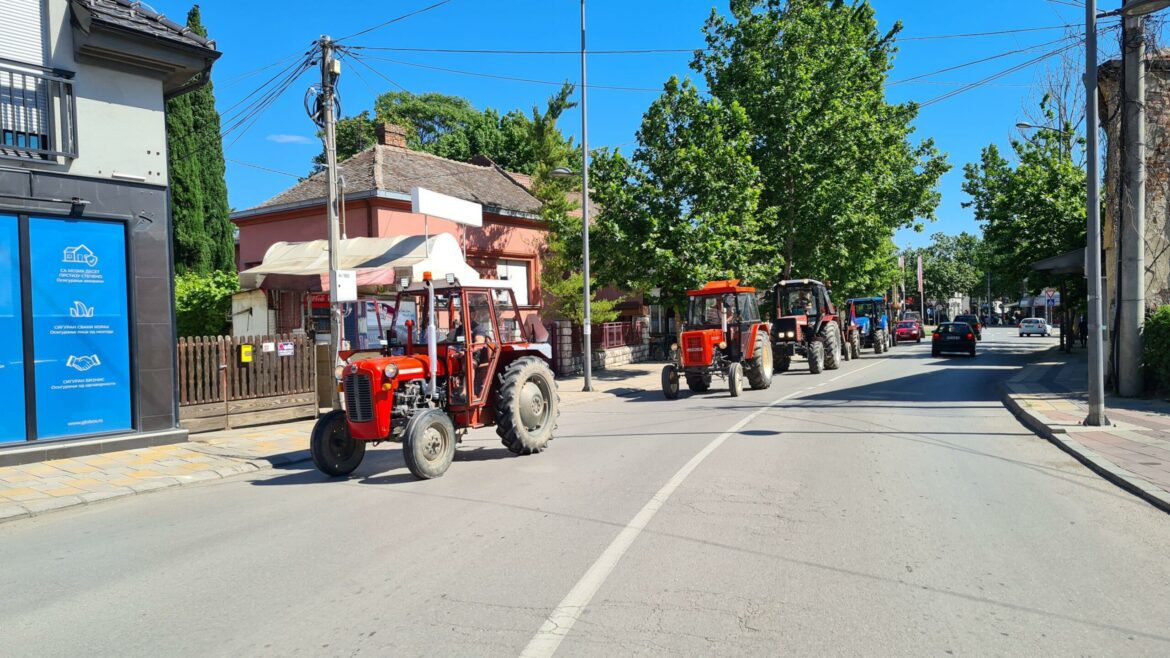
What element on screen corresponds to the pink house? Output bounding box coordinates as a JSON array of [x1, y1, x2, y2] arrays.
[[232, 124, 549, 329]]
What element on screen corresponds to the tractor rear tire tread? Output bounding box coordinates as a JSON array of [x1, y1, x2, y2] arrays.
[[820, 322, 841, 371], [495, 357, 559, 455], [745, 331, 773, 390]]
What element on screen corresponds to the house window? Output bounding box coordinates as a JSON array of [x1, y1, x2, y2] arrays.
[[496, 259, 530, 306], [0, 0, 46, 66]]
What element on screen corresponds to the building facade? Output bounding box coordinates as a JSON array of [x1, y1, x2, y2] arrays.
[[233, 124, 551, 332], [0, 0, 219, 459]]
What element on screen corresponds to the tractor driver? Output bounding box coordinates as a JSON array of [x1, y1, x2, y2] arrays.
[[791, 290, 812, 316]]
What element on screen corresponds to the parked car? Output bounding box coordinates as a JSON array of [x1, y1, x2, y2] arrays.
[[932, 322, 977, 357], [1019, 317, 1050, 337], [954, 313, 983, 340], [895, 320, 923, 343]]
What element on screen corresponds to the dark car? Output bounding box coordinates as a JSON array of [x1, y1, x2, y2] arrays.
[[932, 322, 977, 357], [954, 314, 983, 340]]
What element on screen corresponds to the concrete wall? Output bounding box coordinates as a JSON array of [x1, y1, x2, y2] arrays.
[[1101, 58, 1170, 314]]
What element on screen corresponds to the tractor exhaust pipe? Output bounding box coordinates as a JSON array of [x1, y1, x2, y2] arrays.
[[425, 275, 438, 400]]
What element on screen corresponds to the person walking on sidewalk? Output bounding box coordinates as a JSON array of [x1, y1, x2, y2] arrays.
[[1079, 314, 1088, 348]]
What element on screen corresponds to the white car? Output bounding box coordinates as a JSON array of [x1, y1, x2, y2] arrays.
[[1019, 318, 1050, 337]]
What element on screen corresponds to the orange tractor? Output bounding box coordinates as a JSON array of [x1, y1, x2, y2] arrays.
[[661, 280, 773, 399], [311, 273, 559, 480]]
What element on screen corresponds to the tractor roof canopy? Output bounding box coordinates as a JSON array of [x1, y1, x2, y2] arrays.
[[846, 296, 886, 303], [687, 279, 756, 296], [774, 278, 827, 289]]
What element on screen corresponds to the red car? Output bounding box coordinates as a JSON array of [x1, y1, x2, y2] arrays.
[[895, 320, 923, 343]]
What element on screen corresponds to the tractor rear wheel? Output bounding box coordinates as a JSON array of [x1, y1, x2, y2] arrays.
[[310, 410, 366, 477], [403, 409, 456, 479], [685, 372, 711, 392], [820, 322, 841, 371], [745, 332, 773, 390], [809, 340, 825, 374], [496, 357, 559, 455], [728, 362, 743, 397], [661, 364, 680, 399]]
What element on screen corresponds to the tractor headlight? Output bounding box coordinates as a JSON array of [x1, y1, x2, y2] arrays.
[[670, 342, 678, 351], [334, 365, 345, 381], [383, 363, 399, 379], [785, 331, 795, 339], [718, 340, 728, 350]]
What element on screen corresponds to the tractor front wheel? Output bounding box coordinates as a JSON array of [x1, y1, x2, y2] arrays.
[[821, 322, 841, 371], [874, 330, 885, 354], [773, 353, 791, 374], [310, 410, 366, 477], [809, 340, 825, 374], [403, 409, 456, 479], [661, 364, 680, 399], [496, 357, 559, 455], [851, 332, 861, 359], [728, 362, 743, 397], [745, 332, 773, 390]]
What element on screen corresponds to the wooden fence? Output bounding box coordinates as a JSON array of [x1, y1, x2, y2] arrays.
[[178, 334, 317, 433]]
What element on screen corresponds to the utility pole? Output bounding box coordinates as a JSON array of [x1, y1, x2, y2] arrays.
[[579, 0, 593, 392], [1084, 0, 1107, 424], [320, 36, 343, 408], [1119, 3, 1146, 397]]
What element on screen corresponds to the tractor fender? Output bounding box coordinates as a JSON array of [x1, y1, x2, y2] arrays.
[[501, 342, 552, 363], [739, 323, 764, 360]]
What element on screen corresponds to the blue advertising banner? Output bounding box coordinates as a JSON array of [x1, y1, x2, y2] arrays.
[[29, 218, 131, 439], [0, 215, 26, 443]]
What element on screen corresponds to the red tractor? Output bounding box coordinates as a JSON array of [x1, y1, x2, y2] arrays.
[[310, 273, 559, 480], [769, 279, 853, 374], [661, 280, 772, 399]]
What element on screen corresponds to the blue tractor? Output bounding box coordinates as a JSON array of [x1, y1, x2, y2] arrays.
[[845, 296, 892, 354]]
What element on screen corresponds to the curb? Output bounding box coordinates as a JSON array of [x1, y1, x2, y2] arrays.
[[0, 450, 313, 526], [999, 382, 1170, 515]]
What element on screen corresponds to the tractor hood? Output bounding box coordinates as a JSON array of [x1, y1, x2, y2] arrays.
[[344, 353, 437, 381], [679, 328, 724, 367]]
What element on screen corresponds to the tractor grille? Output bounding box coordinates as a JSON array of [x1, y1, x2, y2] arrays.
[[344, 373, 374, 422]]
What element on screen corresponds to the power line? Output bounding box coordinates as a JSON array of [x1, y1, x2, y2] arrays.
[[889, 32, 1084, 87], [343, 51, 411, 93], [915, 37, 1092, 110], [354, 54, 662, 92], [344, 23, 1095, 54], [336, 0, 454, 43], [228, 158, 303, 179]]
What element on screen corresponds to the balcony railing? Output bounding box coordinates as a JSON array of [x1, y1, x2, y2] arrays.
[[0, 60, 77, 162]]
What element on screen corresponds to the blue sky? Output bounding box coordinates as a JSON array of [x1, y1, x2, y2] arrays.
[[173, 0, 1143, 250]]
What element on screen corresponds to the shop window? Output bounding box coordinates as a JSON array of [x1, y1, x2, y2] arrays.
[[0, 215, 26, 442], [28, 218, 132, 439]]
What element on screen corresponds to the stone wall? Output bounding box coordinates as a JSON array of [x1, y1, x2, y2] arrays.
[[548, 318, 651, 377], [1100, 57, 1170, 315]]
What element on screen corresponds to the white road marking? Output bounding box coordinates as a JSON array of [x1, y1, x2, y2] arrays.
[[519, 359, 885, 658]]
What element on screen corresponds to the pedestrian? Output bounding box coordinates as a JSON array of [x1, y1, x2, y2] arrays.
[[1079, 314, 1087, 348]]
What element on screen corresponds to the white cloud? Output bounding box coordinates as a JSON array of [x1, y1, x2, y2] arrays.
[[266, 134, 314, 145]]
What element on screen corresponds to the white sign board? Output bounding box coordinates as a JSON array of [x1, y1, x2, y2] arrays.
[[333, 269, 358, 303], [411, 186, 483, 227], [261, 341, 276, 353]]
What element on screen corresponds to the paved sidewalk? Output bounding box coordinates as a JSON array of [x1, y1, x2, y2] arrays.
[[0, 360, 667, 524], [1002, 347, 1170, 512]]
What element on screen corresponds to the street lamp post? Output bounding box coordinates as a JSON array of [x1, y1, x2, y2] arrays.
[[547, 1, 594, 392]]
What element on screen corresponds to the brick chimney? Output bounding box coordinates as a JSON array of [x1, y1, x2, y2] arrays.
[[375, 123, 407, 148]]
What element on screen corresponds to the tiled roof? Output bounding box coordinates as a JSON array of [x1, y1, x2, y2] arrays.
[[251, 145, 543, 215], [75, 0, 216, 50]]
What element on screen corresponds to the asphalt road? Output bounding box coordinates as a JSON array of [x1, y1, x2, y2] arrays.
[[3, 328, 1170, 657]]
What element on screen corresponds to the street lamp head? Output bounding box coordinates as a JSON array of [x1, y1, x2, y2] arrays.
[[1121, 0, 1170, 17], [549, 167, 578, 179], [1015, 122, 1039, 130]]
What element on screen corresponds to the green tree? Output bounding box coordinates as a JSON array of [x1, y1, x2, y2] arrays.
[[589, 77, 763, 316], [174, 270, 239, 336], [903, 232, 983, 304], [318, 91, 548, 174], [962, 98, 1086, 296], [166, 5, 233, 274], [692, 0, 949, 296]]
